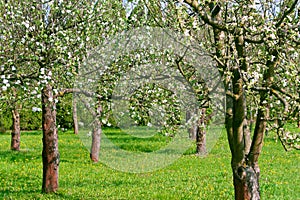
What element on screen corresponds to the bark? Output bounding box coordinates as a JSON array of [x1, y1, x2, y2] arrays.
[[78, 97, 102, 162], [42, 84, 59, 193], [90, 103, 102, 163], [196, 108, 206, 155], [298, 93, 300, 128], [244, 108, 251, 155], [11, 108, 20, 151], [230, 69, 261, 200], [249, 109, 254, 134], [233, 165, 260, 200], [189, 125, 197, 140], [90, 119, 101, 162], [298, 109, 300, 128], [72, 97, 79, 135]]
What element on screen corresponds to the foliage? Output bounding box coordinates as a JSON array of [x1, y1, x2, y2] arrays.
[[19, 110, 42, 131], [0, 110, 11, 133], [0, 97, 74, 131], [129, 83, 182, 135], [0, 129, 299, 199], [56, 94, 74, 131]]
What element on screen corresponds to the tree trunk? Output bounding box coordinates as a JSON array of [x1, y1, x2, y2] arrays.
[[11, 108, 20, 151], [90, 120, 101, 162], [90, 104, 102, 163], [41, 84, 59, 193], [72, 97, 79, 135], [233, 164, 260, 200], [298, 93, 300, 128], [190, 125, 197, 140], [196, 108, 206, 155], [298, 109, 300, 128], [249, 109, 254, 134]]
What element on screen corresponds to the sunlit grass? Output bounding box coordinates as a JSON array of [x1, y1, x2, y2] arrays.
[[0, 128, 299, 199]]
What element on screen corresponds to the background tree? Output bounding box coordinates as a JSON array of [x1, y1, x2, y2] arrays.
[[0, 0, 125, 193], [143, 0, 300, 199]]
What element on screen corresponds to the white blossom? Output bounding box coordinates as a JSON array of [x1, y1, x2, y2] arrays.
[[40, 68, 45, 75], [1, 85, 7, 91], [21, 20, 30, 29], [32, 107, 42, 112]]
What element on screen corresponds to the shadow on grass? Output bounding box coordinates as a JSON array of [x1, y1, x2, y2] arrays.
[[0, 189, 40, 198], [102, 127, 171, 153], [0, 189, 79, 200], [0, 150, 39, 162]]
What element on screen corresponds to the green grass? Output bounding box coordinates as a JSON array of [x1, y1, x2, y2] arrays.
[[0, 128, 299, 200]]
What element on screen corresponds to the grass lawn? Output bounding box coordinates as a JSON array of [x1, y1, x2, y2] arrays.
[[0, 128, 299, 199]]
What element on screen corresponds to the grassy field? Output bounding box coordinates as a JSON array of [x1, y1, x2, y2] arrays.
[[0, 128, 299, 199]]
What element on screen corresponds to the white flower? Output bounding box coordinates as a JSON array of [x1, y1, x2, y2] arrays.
[[32, 107, 42, 112], [40, 68, 45, 75], [22, 21, 30, 29], [184, 29, 189, 37], [271, 55, 276, 61], [269, 33, 276, 40], [2, 85, 7, 91]]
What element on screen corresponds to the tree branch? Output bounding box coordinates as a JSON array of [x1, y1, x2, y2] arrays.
[[184, 0, 230, 32], [275, 0, 299, 28], [54, 88, 97, 99]]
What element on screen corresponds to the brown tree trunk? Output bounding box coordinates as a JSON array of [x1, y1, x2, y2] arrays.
[[196, 108, 206, 155], [298, 110, 300, 128], [298, 93, 300, 128], [90, 104, 102, 163], [41, 84, 59, 193], [11, 108, 20, 151], [233, 165, 260, 200], [249, 109, 254, 134], [72, 97, 79, 135], [90, 120, 101, 162]]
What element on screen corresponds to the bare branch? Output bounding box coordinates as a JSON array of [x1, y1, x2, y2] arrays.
[[184, 0, 230, 32]]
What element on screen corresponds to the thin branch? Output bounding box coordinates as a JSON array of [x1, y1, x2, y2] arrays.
[[184, 0, 230, 32], [275, 0, 299, 28], [244, 37, 264, 44], [54, 88, 97, 98], [270, 89, 289, 113]]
